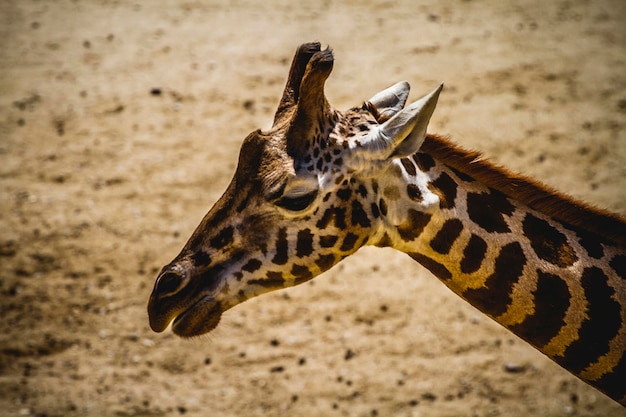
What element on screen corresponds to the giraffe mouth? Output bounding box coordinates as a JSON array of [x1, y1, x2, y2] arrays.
[[170, 296, 223, 338]]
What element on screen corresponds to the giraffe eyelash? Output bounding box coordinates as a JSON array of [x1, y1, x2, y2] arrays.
[[274, 190, 318, 212]]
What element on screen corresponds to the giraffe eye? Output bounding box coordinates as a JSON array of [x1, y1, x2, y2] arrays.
[[275, 191, 318, 212]]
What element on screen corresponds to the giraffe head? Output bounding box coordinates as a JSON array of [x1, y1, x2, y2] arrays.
[[148, 42, 442, 337]]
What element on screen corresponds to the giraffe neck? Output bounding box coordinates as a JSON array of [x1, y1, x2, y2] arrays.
[[378, 135, 626, 404]]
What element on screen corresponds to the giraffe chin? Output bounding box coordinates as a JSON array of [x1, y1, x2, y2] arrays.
[[171, 297, 222, 338]]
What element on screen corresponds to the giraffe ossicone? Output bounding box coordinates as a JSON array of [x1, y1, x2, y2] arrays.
[[148, 42, 626, 405]]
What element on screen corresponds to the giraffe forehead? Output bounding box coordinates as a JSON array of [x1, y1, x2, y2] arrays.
[[333, 108, 379, 141]]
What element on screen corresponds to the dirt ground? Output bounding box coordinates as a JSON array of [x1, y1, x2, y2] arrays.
[[1, 1, 626, 416]]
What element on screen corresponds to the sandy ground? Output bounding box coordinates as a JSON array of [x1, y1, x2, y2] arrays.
[[1, 1, 626, 416]]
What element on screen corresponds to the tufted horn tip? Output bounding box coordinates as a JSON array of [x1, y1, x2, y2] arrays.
[[308, 47, 334, 73], [273, 42, 324, 126]]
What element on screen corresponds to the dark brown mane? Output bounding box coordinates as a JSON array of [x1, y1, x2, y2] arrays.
[[422, 133, 626, 246]]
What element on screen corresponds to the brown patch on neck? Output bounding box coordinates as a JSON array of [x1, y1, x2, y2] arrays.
[[421, 134, 626, 246]]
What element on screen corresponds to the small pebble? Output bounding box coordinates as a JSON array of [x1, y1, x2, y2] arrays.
[[503, 363, 526, 373]]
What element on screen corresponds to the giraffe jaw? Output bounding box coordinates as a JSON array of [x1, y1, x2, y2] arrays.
[[170, 296, 223, 338], [148, 294, 222, 338]]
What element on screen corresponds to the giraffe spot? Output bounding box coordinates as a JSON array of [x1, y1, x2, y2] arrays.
[[400, 157, 417, 176], [463, 242, 526, 317], [573, 228, 604, 259], [210, 226, 234, 248], [351, 200, 371, 228], [430, 172, 457, 210], [609, 255, 626, 279], [375, 232, 393, 248], [340, 233, 359, 252], [556, 267, 621, 374], [333, 207, 347, 229], [371, 180, 379, 194], [594, 351, 626, 403], [378, 198, 388, 216], [316, 206, 347, 230], [383, 186, 401, 200], [242, 258, 262, 273], [430, 219, 463, 255], [291, 264, 313, 284], [414, 152, 435, 171], [409, 252, 452, 280], [467, 191, 514, 233], [319, 235, 339, 248], [198, 263, 227, 293], [272, 227, 289, 265], [397, 209, 431, 242], [315, 254, 336, 271], [447, 165, 475, 183], [337, 187, 352, 201], [296, 229, 314, 257], [406, 184, 422, 201], [370, 202, 380, 219], [250, 271, 285, 288], [523, 213, 578, 267], [191, 251, 212, 267], [509, 270, 570, 349], [460, 234, 487, 274], [407, 184, 422, 202]]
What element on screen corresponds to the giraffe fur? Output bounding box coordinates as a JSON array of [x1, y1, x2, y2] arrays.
[[148, 42, 626, 405]]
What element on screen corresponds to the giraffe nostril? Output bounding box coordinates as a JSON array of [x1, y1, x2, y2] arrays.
[[156, 271, 183, 295]]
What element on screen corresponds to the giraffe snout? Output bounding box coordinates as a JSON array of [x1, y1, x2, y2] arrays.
[[147, 267, 190, 333], [147, 263, 226, 336]]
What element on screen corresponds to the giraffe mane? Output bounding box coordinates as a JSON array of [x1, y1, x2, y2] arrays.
[[422, 133, 626, 246]]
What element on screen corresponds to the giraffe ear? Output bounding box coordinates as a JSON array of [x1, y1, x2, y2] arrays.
[[367, 81, 411, 119], [364, 83, 443, 159]]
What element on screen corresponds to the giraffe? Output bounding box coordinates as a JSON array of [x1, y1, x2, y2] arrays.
[[147, 42, 626, 405]]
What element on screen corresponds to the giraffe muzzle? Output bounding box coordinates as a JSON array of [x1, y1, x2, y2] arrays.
[[148, 291, 222, 337], [147, 265, 225, 336]]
